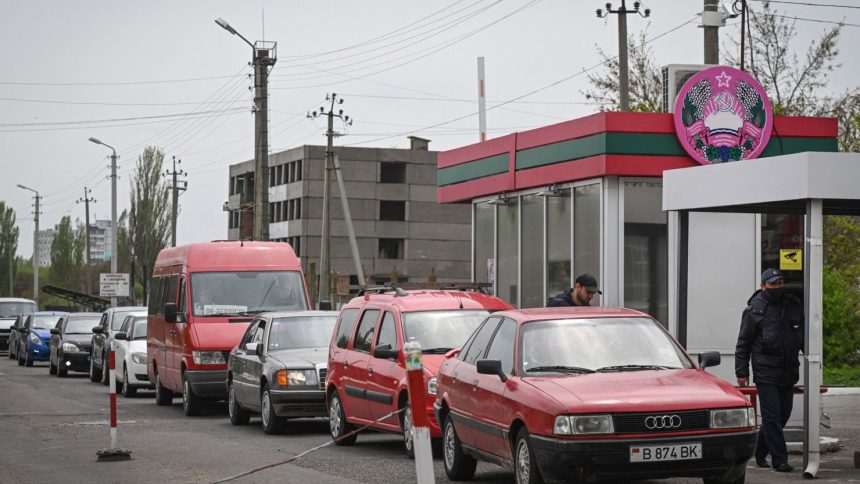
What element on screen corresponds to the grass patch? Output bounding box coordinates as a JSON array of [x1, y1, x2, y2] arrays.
[[824, 365, 860, 387]]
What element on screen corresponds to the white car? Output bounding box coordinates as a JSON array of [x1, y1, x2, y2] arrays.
[[113, 315, 153, 397]]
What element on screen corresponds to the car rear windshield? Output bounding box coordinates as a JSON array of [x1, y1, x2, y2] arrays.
[[268, 315, 337, 351], [0, 301, 36, 318], [402, 310, 490, 353], [111, 311, 145, 330], [32, 315, 62, 330], [191, 271, 308, 317], [520, 317, 693, 374], [65, 318, 100, 334]]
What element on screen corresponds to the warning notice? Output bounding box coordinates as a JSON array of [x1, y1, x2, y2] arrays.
[[780, 249, 802, 271], [100, 273, 130, 297]]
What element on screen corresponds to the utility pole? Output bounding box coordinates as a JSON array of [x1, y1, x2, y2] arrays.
[[89, 137, 119, 308], [214, 18, 277, 242], [16, 184, 40, 307], [165, 156, 187, 247], [596, 1, 651, 112], [703, 0, 720, 64], [307, 94, 353, 310], [76, 187, 96, 294]]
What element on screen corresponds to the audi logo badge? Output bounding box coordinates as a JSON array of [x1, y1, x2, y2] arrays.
[[644, 415, 682, 430]]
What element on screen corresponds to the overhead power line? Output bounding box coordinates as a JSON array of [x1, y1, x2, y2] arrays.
[[749, 0, 860, 10], [0, 74, 244, 87], [770, 13, 860, 27], [0, 107, 248, 128]]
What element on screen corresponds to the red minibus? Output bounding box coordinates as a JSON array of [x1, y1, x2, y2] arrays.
[[147, 241, 309, 416]]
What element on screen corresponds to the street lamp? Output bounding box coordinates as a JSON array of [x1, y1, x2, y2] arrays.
[[89, 136, 118, 308], [16, 183, 40, 307], [214, 17, 277, 242]]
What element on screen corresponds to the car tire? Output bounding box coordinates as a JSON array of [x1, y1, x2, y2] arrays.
[[402, 404, 415, 459], [182, 373, 203, 416], [261, 385, 286, 434], [329, 390, 357, 445], [121, 366, 137, 398], [49, 357, 57, 375], [24, 350, 33, 367], [17, 350, 25, 366], [57, 363, 67, 377], [89, 354, 102, 382], [228, 380, 250, 426], [442, 414, 477, 481], [154, 372, 174, 406], [514, 428, 545, 484], [101, 354, 110, 386]]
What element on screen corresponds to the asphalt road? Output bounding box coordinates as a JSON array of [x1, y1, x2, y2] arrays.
[[1, 355, 858, 484]]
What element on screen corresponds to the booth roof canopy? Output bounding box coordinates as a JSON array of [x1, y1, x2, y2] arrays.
[[662, 152, 860, 215]]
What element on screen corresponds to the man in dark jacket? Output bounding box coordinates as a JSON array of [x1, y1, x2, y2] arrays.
[[547, 274, 602, 307], [735, 268, 804, 473]]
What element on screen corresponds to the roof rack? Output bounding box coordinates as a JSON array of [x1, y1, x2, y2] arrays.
[[355, 282, 491, 297]]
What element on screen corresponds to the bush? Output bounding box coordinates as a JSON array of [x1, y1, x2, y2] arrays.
[[824, 365, 860, 387]]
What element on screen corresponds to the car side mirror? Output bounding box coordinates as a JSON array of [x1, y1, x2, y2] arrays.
[[50, 328, 59, 335], [698, 351, 721, 369], [92, 326, 103, 334], [165, 303, 178, 323], [114, 332, 128, 341], [372, 344, 399, 360], [245, 342, 258, 354], [255, 343, 264, 357], [476, 359, 507, 382]]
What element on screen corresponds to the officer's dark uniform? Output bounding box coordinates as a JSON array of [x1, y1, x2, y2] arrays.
[[735, 287, 804, 469], [546, 288, 584, 307]]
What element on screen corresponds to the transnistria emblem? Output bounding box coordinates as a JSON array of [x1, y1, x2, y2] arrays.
[[673, 66, 773, 165]]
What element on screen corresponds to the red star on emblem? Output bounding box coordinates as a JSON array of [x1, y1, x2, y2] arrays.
[[715, 71, 732, 88]]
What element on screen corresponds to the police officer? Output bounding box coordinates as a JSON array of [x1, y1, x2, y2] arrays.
[[735, 268, 804, 473], [547, 273, 602, 307]]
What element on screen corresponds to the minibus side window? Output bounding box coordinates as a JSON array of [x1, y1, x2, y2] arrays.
[[178, 278, 186, 313]]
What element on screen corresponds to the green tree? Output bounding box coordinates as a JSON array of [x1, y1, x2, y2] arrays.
[[129, 146, 170, 301], [822, 269, 860, 368], [0, 202, 19, 296], [49, 216, 76, 284]]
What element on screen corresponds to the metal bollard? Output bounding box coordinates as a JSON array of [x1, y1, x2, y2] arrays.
[[404, 339, 434, 484]]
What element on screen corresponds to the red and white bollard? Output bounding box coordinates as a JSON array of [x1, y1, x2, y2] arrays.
[[404, 339, 434, 484], [97, 342, 131, 461]]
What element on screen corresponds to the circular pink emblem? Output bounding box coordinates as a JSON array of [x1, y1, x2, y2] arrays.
[[673, 66, 773, 165]]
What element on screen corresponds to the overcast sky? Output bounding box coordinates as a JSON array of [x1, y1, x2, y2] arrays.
[[2, 0, 858, 258]]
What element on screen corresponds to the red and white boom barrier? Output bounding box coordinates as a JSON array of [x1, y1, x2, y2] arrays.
[[405, 339, 434, 484]]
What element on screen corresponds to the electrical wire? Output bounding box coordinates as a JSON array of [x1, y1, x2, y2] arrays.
[[0, 74, 244, 87], [770, 13, 860, 27], [343, 15, 698, 147], [748, 0, 860, 10]]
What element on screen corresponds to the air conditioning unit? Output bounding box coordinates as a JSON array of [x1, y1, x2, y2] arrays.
[[662, 64, 714, 113]]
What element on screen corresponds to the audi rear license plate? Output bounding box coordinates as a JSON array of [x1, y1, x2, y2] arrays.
[[630, 442, 702, 462]]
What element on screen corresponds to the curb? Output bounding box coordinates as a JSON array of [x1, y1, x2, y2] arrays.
[[787, 436, 841, 455]]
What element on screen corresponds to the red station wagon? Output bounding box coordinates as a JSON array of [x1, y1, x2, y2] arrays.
[[326, 285, 514, 456], [434, 307, 756, 484]]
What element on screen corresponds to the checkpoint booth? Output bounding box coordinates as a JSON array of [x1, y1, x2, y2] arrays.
[[437, 66, 847, 477], [663, 151, 860, 478]]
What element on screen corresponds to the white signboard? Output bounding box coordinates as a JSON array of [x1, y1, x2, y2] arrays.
[[100, 273, 130, 297]]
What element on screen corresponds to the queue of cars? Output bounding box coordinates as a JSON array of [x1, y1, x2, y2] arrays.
[[2, 261, 756, 483]]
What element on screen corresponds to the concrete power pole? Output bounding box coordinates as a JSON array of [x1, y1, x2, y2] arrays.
[[165, 156, 187, 247], [76, 187, 96, 294], [597, 1, 651, 112], [703, 0, 721, 64], [16, 184, 40, 307], [307, 94, 353, 310], [253, 46, 276, 242]]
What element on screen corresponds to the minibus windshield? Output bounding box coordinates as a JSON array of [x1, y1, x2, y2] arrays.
[[191, 271, 307, 317]]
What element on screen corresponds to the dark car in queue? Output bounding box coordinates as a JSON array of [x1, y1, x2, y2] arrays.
[[434, 307, 756, 484], [17, 312, 67, 367], [49, 312, 100, 377], [8, 315, 25, 360], [227, 310, 338, 434], [1, 298, 37, 353]]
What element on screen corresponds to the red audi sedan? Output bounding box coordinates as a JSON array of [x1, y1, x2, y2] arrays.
[[434, 307, 755, 484]]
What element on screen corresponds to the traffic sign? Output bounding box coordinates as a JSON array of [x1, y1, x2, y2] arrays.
[[100, 273, 130, 297]]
